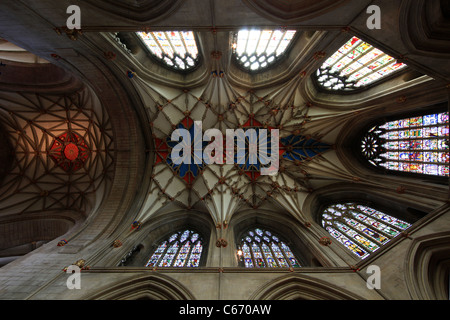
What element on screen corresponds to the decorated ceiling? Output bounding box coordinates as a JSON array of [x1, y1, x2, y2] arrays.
[[130, 62, 352, 228], [102, 25, 427, 232], [0, 86, 115, 217]]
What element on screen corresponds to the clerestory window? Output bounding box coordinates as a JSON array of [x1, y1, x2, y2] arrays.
[[316, 36, 407, 91], [232, 29, 296, 72], [361, 111, 449, 177], [136, 31, 200, 71], [145, 229, 204, 267], [237, 227, 301, 268], [321, 203, 412, 259]]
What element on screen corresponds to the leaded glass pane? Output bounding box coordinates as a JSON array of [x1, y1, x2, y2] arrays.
[[262, 243, 278, 267], [316, 36, 407, 91], [242, 243, 254, 268], [252, 243, 265, 267], [238, 227, 301, 268], [321, 203, 412, 259], [281, 242, 301, 267], [145, 229, 204, 267], [326, 226, 370, 259], [159, 241, 179, 267], [362, 112, 449, 177], [271, 243, 288, 267], [145, 241, 167, 267], [137, 31, 199, 71], [232, 29, 296, 71], [187, 242, 202, 267], [173, 241, 191, 267]]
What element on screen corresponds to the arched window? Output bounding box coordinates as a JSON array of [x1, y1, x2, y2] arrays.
[[316, 36, 407, 91], [237, 227, 300, 268], [232, 29, 296, 71], [136, 31, 199, 71], [361, 111, 449, 176], [145, 229, 204, 267], [321, 203, 412, 259]]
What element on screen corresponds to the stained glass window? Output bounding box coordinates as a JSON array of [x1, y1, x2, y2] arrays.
[[238, 228, 300, 268], [145, 230, 204, 267], [232, 29, 296, 71], [321, 203, 412, 259], [361, 112, 449, 177], [136, 31, 199, 71], [316, 36, 407, 91]]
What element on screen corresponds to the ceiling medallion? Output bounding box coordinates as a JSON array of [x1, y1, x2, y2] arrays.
[[49, 132, 89, 172], [164, 117, 208, 186], [154, 115, 331, 185], [237, 116, 275, 182]]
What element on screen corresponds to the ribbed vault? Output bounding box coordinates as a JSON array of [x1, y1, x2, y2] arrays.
[[0, 86, 115, 217]]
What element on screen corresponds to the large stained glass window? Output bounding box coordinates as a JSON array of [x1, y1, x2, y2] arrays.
[[145, 230, 204, 267], [361, 112, 449, 177], [321, 203, 412, 259], [238, 228, 300, 268], [316, 36, 407, 91], [232, 29, 296, 71], [136, 31, 199, 71]]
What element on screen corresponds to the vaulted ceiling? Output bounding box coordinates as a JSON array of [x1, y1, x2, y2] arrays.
[[0, 0, 448, 256]]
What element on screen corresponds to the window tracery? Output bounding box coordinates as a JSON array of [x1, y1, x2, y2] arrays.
[[316, 36, 407, 91], [145, 230, 204, 267], [361, 112, 449, 176], [321, 203, 412, 259], [137, 31, 199, 71], [232, 29, 296, 71], [237, 227, 300, 268]]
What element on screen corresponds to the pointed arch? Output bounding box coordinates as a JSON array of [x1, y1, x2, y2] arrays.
[[232, 209, 324, 268], [314, 36, 407, 92], [237, 227, 301, 268], [320, 202, 412, 259], [405, 230, 450, 300], [112, 210, 213, 268], [231, 29, 297, 72], [360, 110, 449, 177], [83, 273, 196, 300], [137, 31, 200, 72], [303, 183, 434, 263], [249, 273, 364, 300], [145, 229, 205, 268]]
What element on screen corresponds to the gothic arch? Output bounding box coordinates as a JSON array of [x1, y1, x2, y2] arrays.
[[109, 31, 209, 89], [242, 0, 351, 24], [249, 273, 363, 300], [231, 208, 324, 267], [304, 183, 432, 226], [226, 29, 324, 90], [405, 230, 450, 300], [83, 273, 196, 300], [82, 0, 184, 23], [105, 209, 213, 267], [400, 0, 450, 59], [302, 183, 434, 264], [334, 96, 449, 188]]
